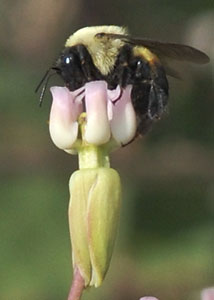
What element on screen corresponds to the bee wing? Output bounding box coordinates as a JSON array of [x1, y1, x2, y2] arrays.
[[127, 38, 210, 64], [96, 32, 209, 79], [96, 33, 210, 64]]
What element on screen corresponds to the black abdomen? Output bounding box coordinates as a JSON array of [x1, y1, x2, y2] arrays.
[[109, 44, 169, 135]]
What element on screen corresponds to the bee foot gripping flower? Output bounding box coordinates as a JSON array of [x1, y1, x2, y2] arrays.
[[49, 81, 136, 299]]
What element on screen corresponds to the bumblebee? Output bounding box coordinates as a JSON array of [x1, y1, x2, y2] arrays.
[[36, 25, 209, 134]]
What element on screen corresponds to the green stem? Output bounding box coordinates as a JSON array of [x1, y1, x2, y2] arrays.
[[78, 145, 110, 169]]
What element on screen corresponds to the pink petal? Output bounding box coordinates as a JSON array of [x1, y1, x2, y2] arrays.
[[49, 86, 83, 150], [107, 85, 122, 104], [201, 288, 214, 300], [139, 298, 159, 300], [84, 81, 111, 145], [108, 85, 137, 145]]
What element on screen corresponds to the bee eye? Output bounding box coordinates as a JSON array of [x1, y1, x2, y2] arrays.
[[64, 55, 72, 64], [65, 56, 71, 64], [62, 53, 75, 65]]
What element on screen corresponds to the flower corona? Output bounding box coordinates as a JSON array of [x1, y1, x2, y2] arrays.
[[49, 81, 137, 152]]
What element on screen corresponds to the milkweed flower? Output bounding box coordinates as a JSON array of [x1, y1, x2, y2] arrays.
[[201, 287, 214, 300], [49, 81, 137, 150], [49, 80, 137, 299]]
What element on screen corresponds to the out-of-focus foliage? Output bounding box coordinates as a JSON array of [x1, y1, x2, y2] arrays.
[[0, 1, 213, 299]]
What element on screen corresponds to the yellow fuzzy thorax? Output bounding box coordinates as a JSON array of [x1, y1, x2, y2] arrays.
[[65, 26, 127, 75]]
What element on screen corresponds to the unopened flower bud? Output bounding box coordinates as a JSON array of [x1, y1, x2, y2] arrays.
[[68, 167, 121, 287]]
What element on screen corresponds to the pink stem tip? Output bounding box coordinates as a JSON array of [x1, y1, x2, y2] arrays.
[[67, 268, 85, 300]]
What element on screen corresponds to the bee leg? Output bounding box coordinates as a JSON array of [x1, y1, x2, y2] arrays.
[[107, 44, 133, 89], [147, 79, 168, 120], [131, 74, 168, 135], [138, 60, 168, 120], [131, 82, 153, 135], [76, 44, 103, 82]]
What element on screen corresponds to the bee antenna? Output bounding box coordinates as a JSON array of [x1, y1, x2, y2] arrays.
[[35, 68, 58, 106], [35, 69, 52, 93]]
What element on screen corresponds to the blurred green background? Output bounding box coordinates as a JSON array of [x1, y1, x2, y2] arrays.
[[0, 1, 213, 299]]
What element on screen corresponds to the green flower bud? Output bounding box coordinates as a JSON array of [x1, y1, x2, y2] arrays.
[[68, 167, 121, 287]]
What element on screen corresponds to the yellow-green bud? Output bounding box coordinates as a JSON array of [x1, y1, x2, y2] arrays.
[[68, 167, 121, 287]]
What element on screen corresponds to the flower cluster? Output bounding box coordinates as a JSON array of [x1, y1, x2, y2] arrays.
[[49, 81, 137, 151]]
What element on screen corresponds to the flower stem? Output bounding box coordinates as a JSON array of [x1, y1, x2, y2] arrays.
[[78, 145, 110, 169], [67, 268, 85, 300]]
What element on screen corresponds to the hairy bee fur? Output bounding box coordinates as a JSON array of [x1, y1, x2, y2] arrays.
[[65, 26, 127, 75], [37, 25, 209, 135], [54, 26, 169, 134]]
